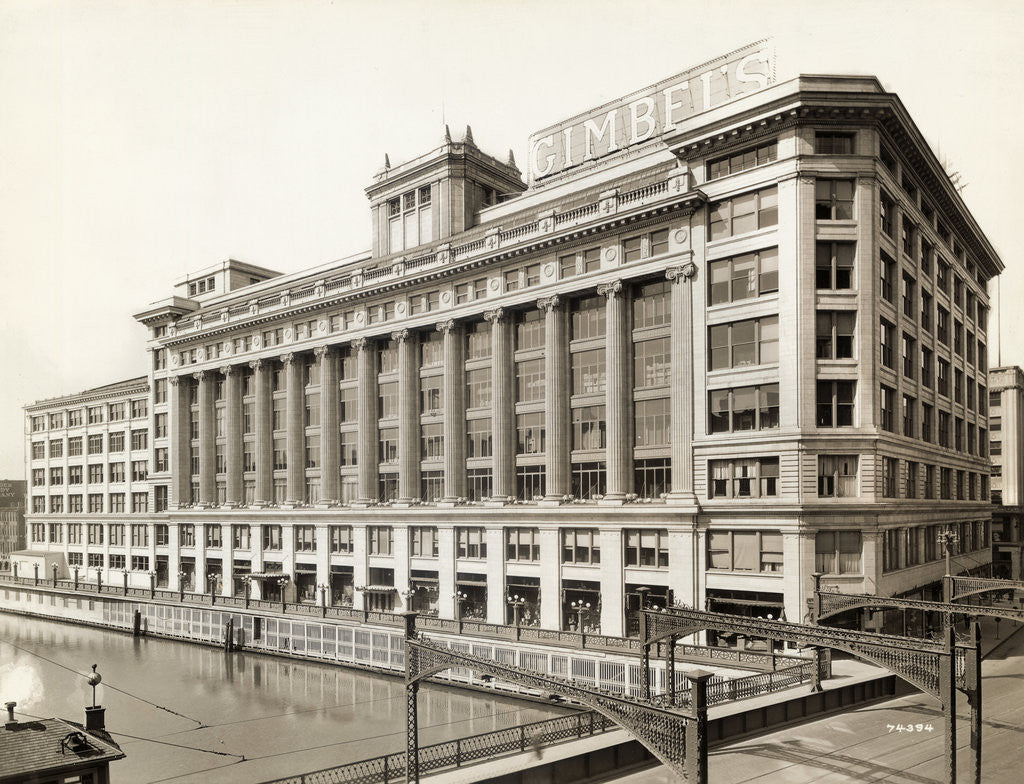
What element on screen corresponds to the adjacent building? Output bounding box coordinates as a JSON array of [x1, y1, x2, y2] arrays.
[[0, 480, 26, 574], [22, 45, 1001, 636], [989, 365, 1023, 579]]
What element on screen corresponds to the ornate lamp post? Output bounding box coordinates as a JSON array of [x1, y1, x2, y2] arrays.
[[938, 527, 960, 607], [277, 576, 289, 614], [72, 565, 80, 591], [51, 562, 59, 587], [319, 583, 330, 617], [507, 594, 526, 632], [121, 568, 129, 595], [571, 600, 591, 638], [147, 570, 156, 598], [177, 570, 187, 601], [33, 562, 39, 585], [401, 586, 417, 613], [241, 575, 252, 608], [95, 568, 103, 593], [453, 590, 468, 622]]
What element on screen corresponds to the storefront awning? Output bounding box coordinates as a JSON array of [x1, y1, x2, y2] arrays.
[[249, 572, 289, 580], [357, 585, 397, 593]]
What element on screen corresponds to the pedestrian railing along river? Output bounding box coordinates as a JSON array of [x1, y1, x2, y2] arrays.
[[0, 574, 805, 670]]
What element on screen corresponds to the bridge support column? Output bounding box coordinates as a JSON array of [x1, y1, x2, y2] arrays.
[[406, 681, 419, 784], [639, 612, 651, 699], [685, 669, 713, 784], [666, 634, 677, 704], [939, 624, 956, 784], [966, 621, 982, 784]]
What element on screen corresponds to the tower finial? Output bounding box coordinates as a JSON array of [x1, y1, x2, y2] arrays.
[[443, 124, 452, 143], [383, 153, 391, 170], [507, 148, 517, 167], [463, 125, 474, 145]]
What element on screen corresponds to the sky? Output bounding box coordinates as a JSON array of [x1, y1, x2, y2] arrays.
[[1, 0, 1023, 479]]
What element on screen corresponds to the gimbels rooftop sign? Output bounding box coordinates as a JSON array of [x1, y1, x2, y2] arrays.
[[529, 41, 775, 182]]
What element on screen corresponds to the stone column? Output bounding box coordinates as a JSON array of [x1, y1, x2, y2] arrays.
[[666, 263, 699, 505], [223, 365, 243, 507], [283, 353, 304, 504], [485, 307, 514, 500], [540, 296, 570, 499], [394, 329, 421, 502], [195, 370, 216, 506], [599, 279, 632, 500], [437, 526, 456, 618], [538, 527, 561, 629], [485, 528, 505, 624], [250, 359, 273, 506], [169, 376, 191, 507], [439, 319, 466, 501], [355, 338, 379, 503], [316, 346, 340, 504]]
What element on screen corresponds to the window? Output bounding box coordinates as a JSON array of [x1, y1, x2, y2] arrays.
[[937, 358, 950, 397], [559, 252, 579, 278], [515, 310, 545, 350], [709, 186, 778, 240], [633, 280, 670, 329], [708, 315, 778, 369], [131, 399, 147, 419], [131, 430, 147, 451], [708, 140, 777, 180], [465, 322, 490, 359], [456, 527, 486, 558], [466, 368, 492, 409], [340, 430, 358, 466], [635, 458, 671, 498], [516, 465, 546, 500], [88, 434, 103, 454], [815, 312, 856, 360], [814, 132, 854, 154], [902, 273, 916, 318], [708, 457, 779, 499], [708, 383, 779, 433], [572, 405, 606, 450], [880, 320, 895, 369], [388, 186, 432, 253], [516, 358, 545, 401], [937, 306, 950, 346], [420, 333, 443, 367], [818, 455, 858, 497], [624, 529, 668, 568], [467, 467, 492, 501], [420, 423, 443, 460], [32, 468, 45, 487], [88, 494, 103, 513], [107, 432, 124, 453], [882, 457, 898, 497], [410, 526, 438, 558], [68, 465, 82, 485], [294, 525, 317, 552], [109, 402, 126, 422], [880, 385, 896, 432], [902, 395, 916, 437], [901, 334, 916, 379], [571, 296, 606, 340], [572, 461, 606, 499], [87, 464, 103, 484], [816, 381, 855, 427], [68, 437, 82, 456], [330, 525, 353, 553], [419, 470, 442, 502], [379, 428, 399, 463], [815, 531, 862, 573], [901, 216, 917, 258], [131, 555, 150, 571], [378, 381, 399, 418], [49, 439, 63, 458], [708, 248, 778, 304], [261, 525, 282, 550], [68, 495, 83, 513], [419, 376, 442, 414], [516, 413, 545, 454], [880, 190, 895, 237], [562, 528, 600, 564], [466, 417, 492, 458], [708, 530, 784, 573], [571, 349, 606, 395], [131, 523, 149, 547], [940, 467, 952, 500], [88, 553, 104, 569], [880, 252, 895, 303], [815, 179, 854, 220], [131, 492, 147, 513], [506, 528, 540, 562], [634, 337, 670, 388], [87, 524, 104, 545], [31, 441, 44, 460], [49, 466, 63, 485], [635, 398, 671, 445], [31, 415, 45, 432]]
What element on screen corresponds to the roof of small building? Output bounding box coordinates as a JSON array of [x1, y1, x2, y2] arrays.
[[0, 716, 124, 783]]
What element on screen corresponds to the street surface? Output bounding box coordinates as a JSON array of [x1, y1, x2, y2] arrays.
[[608, 614, 1024, 783]]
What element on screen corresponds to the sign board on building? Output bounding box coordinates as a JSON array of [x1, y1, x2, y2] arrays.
[[0, 480, 25, 510], [528, 41, 775, 182]]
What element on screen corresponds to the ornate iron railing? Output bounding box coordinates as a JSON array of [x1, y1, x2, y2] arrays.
[[258, 710, 614, 784]]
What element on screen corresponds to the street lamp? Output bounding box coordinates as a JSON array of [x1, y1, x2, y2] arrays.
[[571, 600, 591, 634], [51, 562, 58, 587], [507, 594, 526, 629], [401, 586, 417, 612], [177, 570, 188, 601], [147, 570, 156, 598], [277, 576, 289, 613], [96, 568, 103, 593], [121, 568, 129, 595], [33, 562, 39, 585], [937, 527, 959, 577], [453, 590, 468, 621], [319, 583, 330, 616], [72, 565, 80, 591], [241, 575, 252, 608]]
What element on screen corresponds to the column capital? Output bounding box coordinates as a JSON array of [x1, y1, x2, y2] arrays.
[[192, 370, 209, 382], [313, 344, 332, 361], [352, 337, 369, 351], [666, 262, 698, 282], [435, 319, 456, 334], [391, 328, 411, 343], [483, 307, 505, 323], [168, 375, 182, 387], [219, 364, 240, 376], [279, 352, 296, 366], [597, 279, 624, 299], [248, 358, 264, 371], [537, 295, 561, 312]]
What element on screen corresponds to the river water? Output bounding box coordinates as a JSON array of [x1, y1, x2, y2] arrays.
[[0, 612, 568, 784]]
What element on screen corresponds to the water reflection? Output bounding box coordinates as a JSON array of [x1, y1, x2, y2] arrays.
[[0, 613, 568, 784]]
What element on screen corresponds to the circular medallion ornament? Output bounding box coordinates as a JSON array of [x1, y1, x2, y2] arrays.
[[489, 278, 500, 291], [196, 348, 205, 361], [543, 264, 554, 277], [355, 311, 365, 324], [674, 228, 688, 244], [441, 291, 452, 304], [396, 302, 406, 314], [284, 328, 293, 341], [252, 335, 262, 348], [604, 247, 616, 261], [223, 342, 232, 355], [171, 355, 179, 367], [318, 320, 327, 332]]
